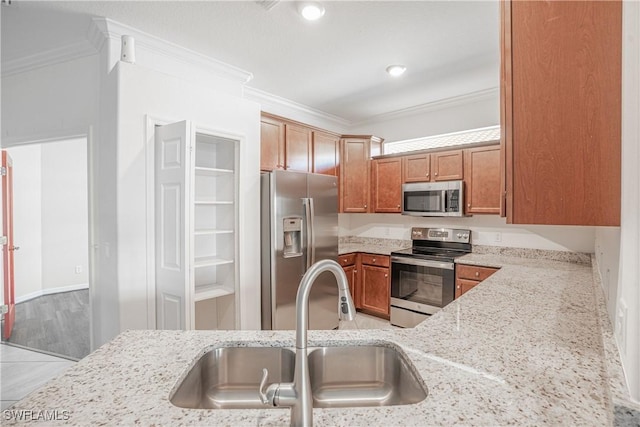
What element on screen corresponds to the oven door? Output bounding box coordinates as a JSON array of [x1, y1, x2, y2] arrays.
[[390, 256, 455, 313]]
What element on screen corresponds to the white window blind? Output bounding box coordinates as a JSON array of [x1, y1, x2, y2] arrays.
[[383, 125, 501, 155]]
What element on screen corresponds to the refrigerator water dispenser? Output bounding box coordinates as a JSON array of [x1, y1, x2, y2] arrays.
[[283, 217, 302, 257]]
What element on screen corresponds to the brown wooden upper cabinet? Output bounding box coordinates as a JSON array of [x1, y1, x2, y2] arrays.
[[501, 0, 621, 225], [402, 149, 463, 183], [403, 153, 430, 183], [260, 113, 340, 176], [431, 149, 463, 181], [284, 123, 312, 172], [371, 157, 402, 213], [340, 136, 382, 213], [312, 131, 339, 176], [260, 115, 285, 171], [464, 144, 501, 214]]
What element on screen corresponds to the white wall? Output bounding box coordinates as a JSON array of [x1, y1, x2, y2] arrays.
[[1, 55, 99, 145], [94, 61, 261, 344], [5, 139, 89, 302], [341, 214, 596, 253], [40, 139, 89, 290], [5, 145, 43, 299], [598, 0, 640, 403], [349, 89, 499, 143]]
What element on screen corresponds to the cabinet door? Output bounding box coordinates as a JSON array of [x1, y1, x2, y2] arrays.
[[260, 116, 285, 171], [313, 131, 339, 176], [285, 124, 312, 172], [343, 265, 358, 307], [431, 150, 463, 181], [503, 0, 621, 225], [464, 145, 501, 214], [455, 278, 479, 299], [403, 154, 431, 182], [360, 265, 390, 318], [340, 138, 370, 213], [372, 158, 402, 213], [155, 120, 193, 330]]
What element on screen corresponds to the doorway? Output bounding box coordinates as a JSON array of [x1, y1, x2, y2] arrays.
[[0, 137, 90, 360]]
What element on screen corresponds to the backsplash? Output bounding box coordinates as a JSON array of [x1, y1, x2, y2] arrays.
[[339, 213, 598, 253], [472, 245, 591, 265]]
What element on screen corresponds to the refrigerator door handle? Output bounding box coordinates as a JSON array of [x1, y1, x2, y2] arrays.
[[303, 197, 315, 269], [309, 197, 316, 266]]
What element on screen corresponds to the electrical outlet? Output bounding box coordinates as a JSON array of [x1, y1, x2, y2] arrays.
[[494, 232, 502, 242], [616, 299, 628, 353], [75, 265, 82, 274]]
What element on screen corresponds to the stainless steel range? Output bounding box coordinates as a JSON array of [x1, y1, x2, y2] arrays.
[[390, 227, 471, 328]]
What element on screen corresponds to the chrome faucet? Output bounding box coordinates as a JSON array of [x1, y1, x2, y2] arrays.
[[259, 259, 356, 427]]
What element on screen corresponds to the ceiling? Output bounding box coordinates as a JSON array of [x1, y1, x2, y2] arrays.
[[1, 1, 500, 124]]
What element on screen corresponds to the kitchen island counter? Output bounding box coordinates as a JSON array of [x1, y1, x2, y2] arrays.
[[5, 255, 625, 426]]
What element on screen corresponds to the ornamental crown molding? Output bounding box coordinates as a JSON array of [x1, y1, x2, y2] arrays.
[[88, 17, 253, 85], [244, 86, 351, 130], [1, 39, 97, 77]]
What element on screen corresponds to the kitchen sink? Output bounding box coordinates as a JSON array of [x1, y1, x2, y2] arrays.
[[170, 346, 296, 409], [170, 344, 427, 409], [307, 345, 428, 407]]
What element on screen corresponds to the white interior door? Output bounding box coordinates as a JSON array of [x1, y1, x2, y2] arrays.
[[155, 120, 193, 330]]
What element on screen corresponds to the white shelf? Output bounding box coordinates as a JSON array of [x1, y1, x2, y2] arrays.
[[194, 167, 234, 176], [194, 282, 235, 302], [194, 229, 234, 236], [194, 200, 234, 205], [194, 256, 234, 268]]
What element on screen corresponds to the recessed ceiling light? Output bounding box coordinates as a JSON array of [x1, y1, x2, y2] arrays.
[[386, 65, 407, 77], [299, 2, 325, 21]]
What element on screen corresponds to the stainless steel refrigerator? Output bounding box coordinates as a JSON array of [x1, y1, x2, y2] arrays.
[[261, 170, 339, 330]]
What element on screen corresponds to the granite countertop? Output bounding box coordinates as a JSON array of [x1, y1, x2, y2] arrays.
[[6, 253, 625, 426], [338, 237, 409, 255]]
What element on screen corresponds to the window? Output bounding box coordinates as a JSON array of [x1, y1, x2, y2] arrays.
[[383, 125, 500, 155]]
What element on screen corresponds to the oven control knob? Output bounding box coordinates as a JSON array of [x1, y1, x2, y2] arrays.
[[463, 234, 469, 239], [456, 233, 462, 238]]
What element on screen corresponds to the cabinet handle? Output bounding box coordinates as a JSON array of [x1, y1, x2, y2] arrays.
[[372, 258, 376, 262], [426, 173, 429, 177], [456, 285, 460, 290], [434, 172, 438, 176], [475, 272, 479, 277], [397, 204, 401, 209], [384, 274, 388, 278], [364, 204, 367, 208], [468, 203, 471, 208]]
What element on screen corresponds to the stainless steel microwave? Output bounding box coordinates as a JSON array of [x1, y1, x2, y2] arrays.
[[401, 180, 465, 217]]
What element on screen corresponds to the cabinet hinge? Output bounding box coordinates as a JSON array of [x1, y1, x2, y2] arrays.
[[0, 167, 6, 176]]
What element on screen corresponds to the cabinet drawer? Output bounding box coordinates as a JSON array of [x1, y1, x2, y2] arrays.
[[360, 254, 390, 267], [456, 264, 498, 281], [338, 253, 357, 267]]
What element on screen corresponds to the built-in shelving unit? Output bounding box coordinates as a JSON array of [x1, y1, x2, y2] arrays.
[[155, 121, 239, 331]]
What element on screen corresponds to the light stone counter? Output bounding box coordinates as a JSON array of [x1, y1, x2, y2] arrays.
[[338, 236, 410, 255], [5, 254, 630, 426]]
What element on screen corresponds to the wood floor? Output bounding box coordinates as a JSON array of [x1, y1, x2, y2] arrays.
[[1, 290, 89, 360], [0, 343, 75, 410]]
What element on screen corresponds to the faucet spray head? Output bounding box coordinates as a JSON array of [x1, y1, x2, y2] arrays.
[[338, 288, 356, 321]]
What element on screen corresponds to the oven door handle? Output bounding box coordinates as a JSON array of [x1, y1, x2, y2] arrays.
[[391, 256, 454, 270]]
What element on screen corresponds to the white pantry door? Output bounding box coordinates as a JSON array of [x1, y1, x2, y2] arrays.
[[155, 120, 194, 330]]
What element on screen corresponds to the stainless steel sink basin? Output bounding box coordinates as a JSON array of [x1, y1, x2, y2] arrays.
[[171, 347, 295, 409], [170, 344, 427, 409], [307, 345, 428, 407]]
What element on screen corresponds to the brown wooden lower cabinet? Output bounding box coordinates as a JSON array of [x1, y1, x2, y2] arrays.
[[340, 253, 390, 319], [339, 253, 358, 305], [455, 263, 499, 298], [360, 264, 390, 318]]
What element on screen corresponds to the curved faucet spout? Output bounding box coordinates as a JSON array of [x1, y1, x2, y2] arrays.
[[295, 259, 356, 351], [260, 259, 357, 427]]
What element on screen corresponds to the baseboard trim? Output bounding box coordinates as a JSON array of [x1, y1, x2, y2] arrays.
[[15, 284, 89, 304]]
